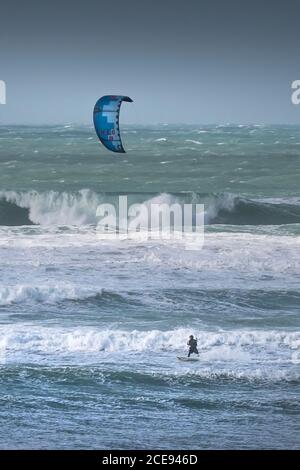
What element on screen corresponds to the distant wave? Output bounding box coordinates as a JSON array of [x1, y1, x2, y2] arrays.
[[0, 284, 105, 305], [204, 193, 300, 225], [0, 285, 141, 307], [0, 364, 298, 388], [96, 368, 300, 386], [0, 190, 300, 226]]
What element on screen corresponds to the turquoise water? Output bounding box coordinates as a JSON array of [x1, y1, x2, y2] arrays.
[[0, 124, 299, 449]]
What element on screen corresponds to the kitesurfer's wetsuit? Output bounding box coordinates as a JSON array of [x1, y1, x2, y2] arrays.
[[187, 338, 199, 357]]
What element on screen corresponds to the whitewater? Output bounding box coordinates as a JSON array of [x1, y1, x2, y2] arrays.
[[0, 124, 299, 449]]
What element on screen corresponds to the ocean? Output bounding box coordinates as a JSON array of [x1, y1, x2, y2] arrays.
[[0, 124, 299, 449]]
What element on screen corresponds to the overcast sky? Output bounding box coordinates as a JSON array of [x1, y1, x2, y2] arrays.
[[1, 0, 300, 124]]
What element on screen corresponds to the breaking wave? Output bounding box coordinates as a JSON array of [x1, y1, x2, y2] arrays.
[[0, 285, 106, 305], [1, 190, 300, 226], [0, 325, 299, 356]]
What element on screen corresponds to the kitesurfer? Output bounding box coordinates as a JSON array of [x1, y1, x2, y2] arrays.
[[187, 335, 199, 357]]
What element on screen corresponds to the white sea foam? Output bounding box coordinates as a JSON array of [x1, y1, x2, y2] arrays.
[[0, 285, 102, 305], [0, 326, 299, 366], [143, 231, 300, 278], [204, 192, 236, 223], [185, 139, 203, 145], [0, 189, 101, 225]]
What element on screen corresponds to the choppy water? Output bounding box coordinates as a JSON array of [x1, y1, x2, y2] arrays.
[[0, 124, 299, 449]]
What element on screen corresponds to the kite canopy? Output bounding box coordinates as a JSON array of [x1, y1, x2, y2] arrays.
[[93, 95, 133, 153]]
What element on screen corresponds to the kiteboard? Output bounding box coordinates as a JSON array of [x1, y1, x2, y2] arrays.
[[177, 356, 200, 362]]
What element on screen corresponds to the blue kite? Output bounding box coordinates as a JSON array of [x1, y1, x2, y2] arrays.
[[93, 95, 133, 153]]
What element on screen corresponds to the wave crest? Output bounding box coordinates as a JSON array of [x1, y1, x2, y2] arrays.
[[0, 285, 105, 305], [1, 190, 300, 226], [1, 326, 299, 355]]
